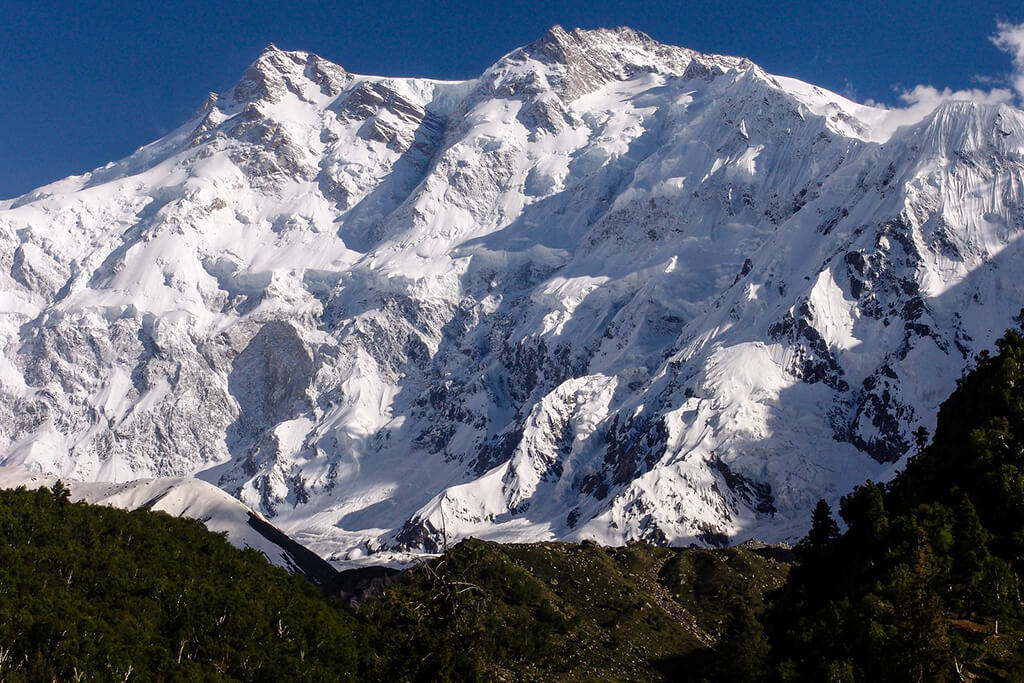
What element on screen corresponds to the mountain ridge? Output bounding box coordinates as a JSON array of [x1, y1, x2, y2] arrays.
[[1, 27, 1023, 565]]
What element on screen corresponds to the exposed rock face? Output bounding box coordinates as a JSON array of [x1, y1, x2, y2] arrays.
[[2, 29, 1024, 565]]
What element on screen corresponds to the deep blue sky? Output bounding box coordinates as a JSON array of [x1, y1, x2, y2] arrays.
[[1, 0, 1021, 199]]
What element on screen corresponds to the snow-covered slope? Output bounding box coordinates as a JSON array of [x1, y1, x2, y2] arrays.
[[2, 26, 1024, 564], [0, 466, 339, 580]]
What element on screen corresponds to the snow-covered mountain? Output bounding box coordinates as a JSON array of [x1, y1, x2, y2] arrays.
[[2, 26, 1024, 565]]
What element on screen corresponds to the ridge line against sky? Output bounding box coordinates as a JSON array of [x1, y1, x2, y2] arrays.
[[1, 1, 1023, 200]]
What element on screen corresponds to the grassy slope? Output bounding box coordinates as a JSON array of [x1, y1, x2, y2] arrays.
[[361, 538, 790, 681]]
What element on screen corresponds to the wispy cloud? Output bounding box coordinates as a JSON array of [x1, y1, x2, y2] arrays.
[[992, 20, 1024, 100], [856, 20, 1024, 140], [892, 84, 1012, 123], [863, 85, 1013, 141]]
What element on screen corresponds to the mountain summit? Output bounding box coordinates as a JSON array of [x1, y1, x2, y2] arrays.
[[2, 28, 1023, 564]]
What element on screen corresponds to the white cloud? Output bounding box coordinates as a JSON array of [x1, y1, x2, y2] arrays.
[[894, 84, 1012, 122], [992, 21, 1024, 100], [865, 85, 1013, 141], [851, 21, 1024, 141]]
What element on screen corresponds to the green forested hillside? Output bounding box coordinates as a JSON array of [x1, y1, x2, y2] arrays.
[[763, 316, 1024, 681], [0, 485, 364, 681]]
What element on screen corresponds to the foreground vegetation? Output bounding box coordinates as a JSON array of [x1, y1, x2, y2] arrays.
[[760, 317, 1024, 681], [0, 484, 365, 681], [2, 315, 1023, 680], [0, 483, 787, 681], [362, 539, 789, 681]]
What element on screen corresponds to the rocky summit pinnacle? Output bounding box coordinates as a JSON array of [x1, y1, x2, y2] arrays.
[[2, 28, 1023, 566]]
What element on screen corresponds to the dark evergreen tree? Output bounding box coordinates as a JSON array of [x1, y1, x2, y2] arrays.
[[840, 481, 888, 542], [50, 479, 70, 503], [712, 598, 769, 682], [888, 528, 953, 682], [949, 495, 990, 616], [801, 499, 840, 554]]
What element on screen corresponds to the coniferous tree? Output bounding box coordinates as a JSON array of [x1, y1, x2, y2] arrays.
[[713, 598, 770, 682], [802, 499, 840, 553], [889, 529, 953, 682], [840, 481, 888, 543], [50, 479, 70, 503], [950, 495, 989, 616]]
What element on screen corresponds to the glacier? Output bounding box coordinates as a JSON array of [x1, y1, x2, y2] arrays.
[[2, 26, 1024, 566]]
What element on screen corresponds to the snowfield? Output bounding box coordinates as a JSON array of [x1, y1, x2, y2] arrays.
[[2, 26, 1024, 566]]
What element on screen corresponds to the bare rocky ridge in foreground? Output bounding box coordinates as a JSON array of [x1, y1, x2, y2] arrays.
[[2, 26, 1024, 565]]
